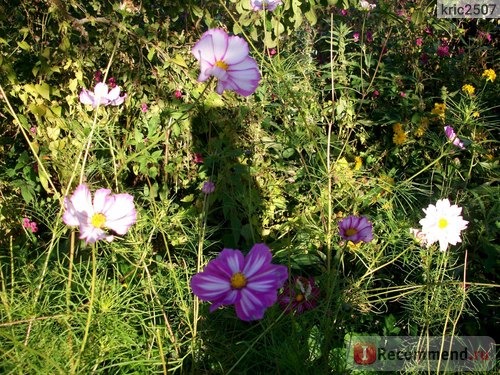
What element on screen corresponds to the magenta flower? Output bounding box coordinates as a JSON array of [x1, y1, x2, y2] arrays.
[[140, 102, 148, 112], [202, 181, 215, 194], [444, 126, 465, 149], [174, 89, 183, 99], [193, 153, 204, 164], [416, 38, 423, 47], [250, 0, 282, 11], [190, 243, 288, 321], [366, 31, 373, 43], [79, 82, 127, 108], [338, 215, 374, 243], [62, 184, 137, 244], [278, 276, 320, 315], [437, 42, 450, 57], [192, 28, 261, 97], [353, 32, 360, 42], [94, 70, 102, 83]]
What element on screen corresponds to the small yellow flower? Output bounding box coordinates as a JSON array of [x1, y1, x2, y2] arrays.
[[482, 69, 496, 82], [431, 103, 446, 119], [461, 84, 475, 95], [414, 116, 429, 137], [472, 111, 480, 118], [393, 131, 407, 145], [393, 122, 403, 133], [354, 156, 363, 171]]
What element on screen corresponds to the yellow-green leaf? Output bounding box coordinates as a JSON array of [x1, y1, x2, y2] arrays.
[[170, 54, 188, 68]]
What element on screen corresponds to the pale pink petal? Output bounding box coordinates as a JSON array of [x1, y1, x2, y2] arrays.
[[192, 32, 217, 64], [222, 35, 249, 65], [92, 188, 112, 213], [79, 89, 95, 105], [110, 93, 126, 106], [102, 193, 136, 235], [107, 86, 121, 101], [63, 184, 94, 226], [206, 29, 229, 62], [94, 82, 109, 98], [79, 224, 108, 244]]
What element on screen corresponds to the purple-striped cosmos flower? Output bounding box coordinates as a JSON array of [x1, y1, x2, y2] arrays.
[[278, 276, 320, 315], [191, 28, 261, 97], [190, 243, 288, 321], [80, 82, 127, 108], [338, 215, 374, 243], [444, 126, 465, 149], [250, 0, 282, 11], [63, 184, 137, 244]]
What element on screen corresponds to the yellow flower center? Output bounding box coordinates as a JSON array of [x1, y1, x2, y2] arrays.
[[295, 293, 304, 302], [230, 272, 247, 289], [214, 60, 229, 70], [438, 218, 448, 229], [91, 213, 107, 228], [345, 228, 358, 237]]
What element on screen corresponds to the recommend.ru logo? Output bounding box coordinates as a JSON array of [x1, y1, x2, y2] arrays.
[[346, 335, 495, 372]]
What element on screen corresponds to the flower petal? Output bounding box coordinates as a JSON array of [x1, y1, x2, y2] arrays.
[[102, 193, 136, 235], [242, 243, 273, 278]]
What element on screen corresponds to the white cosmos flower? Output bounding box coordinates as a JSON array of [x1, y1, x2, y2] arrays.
[[419, 198, 468, 252]]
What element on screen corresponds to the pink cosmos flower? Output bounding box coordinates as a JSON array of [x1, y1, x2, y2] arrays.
[[192, 28, 261, 97], [278, 276, 320, 315], [353, 32, 360, 42], [444, 126, 465, 149], [338, 215, 374, 243], [190, 243, 288, 321], [79, 82, 127, 108], [63, 184, 137, 244], [250, 0, 282, 11]]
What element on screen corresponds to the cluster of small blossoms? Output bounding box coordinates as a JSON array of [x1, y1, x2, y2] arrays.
[[461, 84, 475, 96], [414, 117, 429, 138], [431, 102, 446, 121], [482, 68, 496, 82], [22, 217, 38, 233], [392, 122, 407, 146]]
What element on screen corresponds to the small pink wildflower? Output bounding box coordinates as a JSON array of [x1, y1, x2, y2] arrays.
[[141, 102, 148, 112], [416, 38, 423, 47], [174, 89, 183, 99], [353, 32, 360, 42], [22, 217, 38, 233]]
